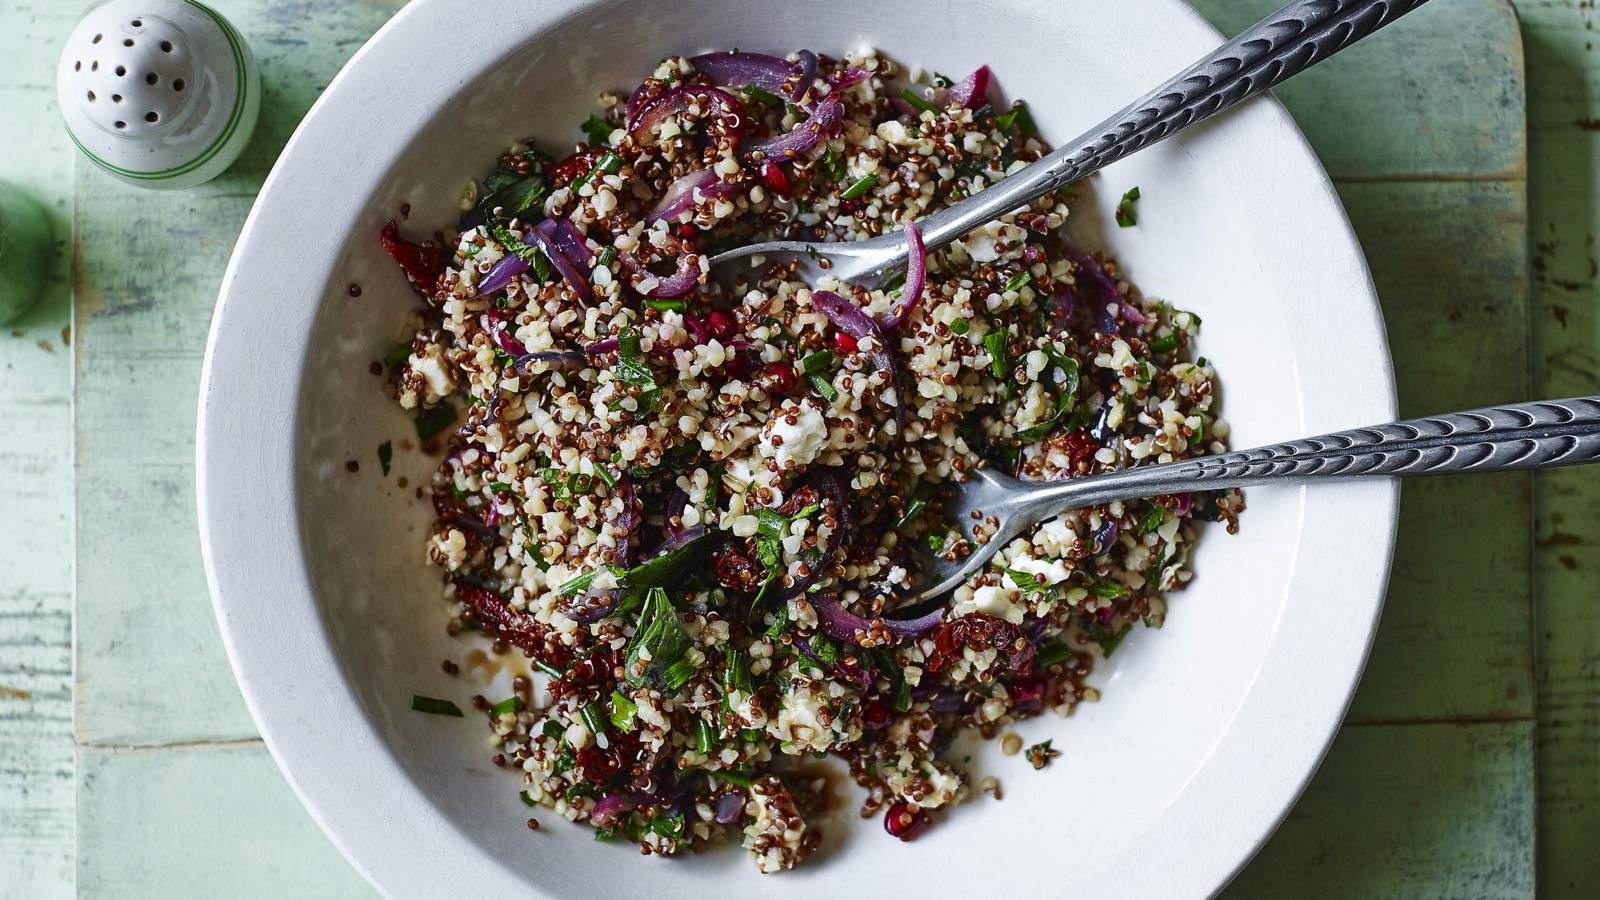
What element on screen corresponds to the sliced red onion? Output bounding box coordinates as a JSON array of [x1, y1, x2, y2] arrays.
[[775, 468, 847, 601], [658, 524, 708, 552], [689, 50, 793, 93], [928, 690, 975, 714], [1088, 518, 1119, 557], [585, 336, 620, 355], [664, 490, 690, 534], [616, 476, 637, 566], [629, 85, 746, 146], [790, 50, 818, 101], [682, 315, 709, 345], [810, 592, 944, 647], [793, 633, 873, 692], [1089, 402, 1116, 444], [826, 65, 868, 90], [512, 351, 588, 375], [948, 65, 993, 109], [481, 310, 528, 357], [1074, 253, 1147, 332], [713, 791, 745, 824], [432, 487, 495, 538], [622, 250, 703, 299], [1051, 287, 1076, 334], [564, 582, 621, 624], [549, 218, 593, 273], [590, 792, 666, 828], [646, 169, 744, 224], [743, 95, 841, 162], [625, 80, 656, 129], [477, 253, 528, 297], [1174, 492, 1193, 517], [526, 223, 591, 299], [811, 290, 904, 429], [879, 219, 925, 330]]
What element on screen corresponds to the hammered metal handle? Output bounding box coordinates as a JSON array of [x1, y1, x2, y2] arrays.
[[1027, 398, 1600, 513], [916, 0, 1432, 250]]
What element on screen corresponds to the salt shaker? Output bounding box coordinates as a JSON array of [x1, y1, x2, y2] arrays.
[[56, 0, 260, 189]]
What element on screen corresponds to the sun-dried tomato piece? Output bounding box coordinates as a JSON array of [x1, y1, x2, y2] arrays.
[[925, 613, 1035, 676], [547, 148, 608, 187], [379, 220, 444, 289], [453, 579, 569, 670], [1051, 429, 1101, 472], [776, 484, 819, 517], [712, 540, 763, 593]]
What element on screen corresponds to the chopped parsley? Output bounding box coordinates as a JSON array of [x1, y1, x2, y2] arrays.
[[741, 84, 783, 106], [413, 403, 458, 441], [895, 498, 927, 531], [1097, 622, 1133, 658], [1088, 580, 1130, 600], [625, 587, 694, 691], [480, 175, 549, 224], [488, 695, 524, 717], [899, 87, 940, 114], [581, 113, 614, 147], [610, 690, 638, 729], [1135, 505, 1166, 537], [382, 344, 412, 368], [489, 224, 553, 283], [612, 330, 664, 416], [377, 440, 393, 476], [1115, 186, 1141, 227], [984, 330, 1010, 379], [1003, 271, 1032, 293], [410, 695, 463, 717], [1149, 333, 1180, 353], [579, 701, 608, 737], [596, 246, 617, 269], [1035, 640, 1072, 670], [1013, 350, 1081, 442], [572, 150, 624, 193], [995, 102, 1038, 136], [645, 298, 687, 312], [840, 173, 878, 200], [820, 150, 848, 182], [1005, 568, 1048, 595]]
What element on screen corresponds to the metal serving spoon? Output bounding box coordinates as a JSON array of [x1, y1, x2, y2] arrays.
[[710, 0, 1431, 286], [904, 398, 1600, 603]]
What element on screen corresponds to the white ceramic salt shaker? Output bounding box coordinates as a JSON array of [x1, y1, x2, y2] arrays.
[[57, 0, 260, 189]]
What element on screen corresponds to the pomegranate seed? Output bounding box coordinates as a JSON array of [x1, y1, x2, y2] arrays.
[[883, 800, 928, 840], [704, 310, 737, 341], [1007, 676, 1045, 707], [754, 362, 799, 395], [675, 223, 699, 240], [720, 350, 752, 380], [862, 700, 892, 730], [759, 161, 791, 196], [832, 331, 858, 354]]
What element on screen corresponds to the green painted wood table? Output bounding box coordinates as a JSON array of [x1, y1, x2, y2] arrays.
[[2, 0, 1597, 896]]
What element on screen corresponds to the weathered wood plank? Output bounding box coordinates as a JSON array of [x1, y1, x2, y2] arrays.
[[1334, 180, 1534, 724], [1222, 720, 1537, 899], [61, 0, 1545, 897], [77, 744, 376, 899], [1193, 0, 1527, 181], [0, 0, 95, 896], [1516, 2, 1600, 897], [72, 0, 403, 747]]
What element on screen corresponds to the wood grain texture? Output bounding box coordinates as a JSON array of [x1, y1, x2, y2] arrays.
[[1518, 2, 1600, 897], [1334, 180, 1533, 725], [1222, 721, 1537, 899], [0, 1, 93, 897], [72, 0, 402, 747], [77, 744, 376, 899], [50, 0, 1552, 897]]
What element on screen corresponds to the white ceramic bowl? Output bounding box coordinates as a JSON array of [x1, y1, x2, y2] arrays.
[[197, 0, 1398, 896]]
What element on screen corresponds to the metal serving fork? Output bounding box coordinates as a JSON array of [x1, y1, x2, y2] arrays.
[[903, 398, 1600, 603], [709, 0, 1432, 288]]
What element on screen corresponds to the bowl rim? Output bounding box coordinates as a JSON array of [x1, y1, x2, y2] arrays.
[[197, 0, 1398, 896]]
